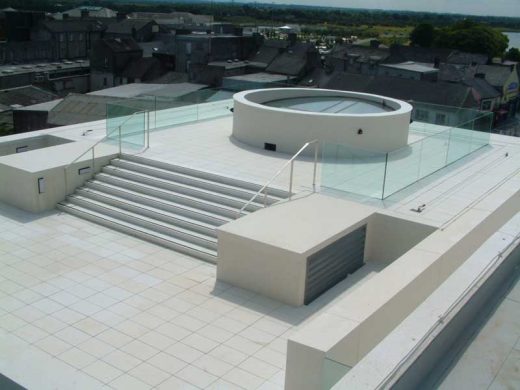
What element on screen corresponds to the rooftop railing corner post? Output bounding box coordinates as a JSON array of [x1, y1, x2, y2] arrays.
[[263, 188, 268, 207], [289, 160, 294, 199], [445, 127, 453, 166]]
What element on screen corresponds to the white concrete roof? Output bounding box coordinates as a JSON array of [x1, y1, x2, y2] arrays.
[[1, 105, 520, 389]]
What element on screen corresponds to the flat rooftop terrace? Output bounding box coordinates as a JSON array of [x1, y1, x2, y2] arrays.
[[1, 102, 520, 389]]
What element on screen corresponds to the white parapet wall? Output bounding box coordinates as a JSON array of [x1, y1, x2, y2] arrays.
[[232, 88, 412, 155], [0, 140, 117, 213], [284, 184, 520, 390]]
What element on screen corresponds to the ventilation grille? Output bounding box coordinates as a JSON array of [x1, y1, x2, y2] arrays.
[[304, 225, 366, 304]]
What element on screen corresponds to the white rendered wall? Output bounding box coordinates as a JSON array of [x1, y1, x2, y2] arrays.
[[0, 141, 117, 213], [232, 88, 412, 155]]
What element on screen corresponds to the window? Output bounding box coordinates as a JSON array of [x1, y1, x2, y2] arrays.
[[59, 33, 65, 42], [415, 109, 429, 121], [435, 113, 447, 125], [482, 100, 492, 110], [78, 33, 83, 41], [103, 77, 107, 87], [69, 33, 74, 42]]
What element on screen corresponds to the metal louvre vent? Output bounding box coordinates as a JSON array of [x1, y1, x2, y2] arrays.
[[304, 225, 366, 305]]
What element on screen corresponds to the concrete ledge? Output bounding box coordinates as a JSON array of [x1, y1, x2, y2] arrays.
[[284, 185, 520, 390], [0, 141, 117, 213]]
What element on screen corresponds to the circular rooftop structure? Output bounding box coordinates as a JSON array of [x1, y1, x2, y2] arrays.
[[232, 88, 413, 155]]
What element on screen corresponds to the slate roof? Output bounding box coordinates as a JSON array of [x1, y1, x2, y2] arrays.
[[438, 63, 466, 83], [106, 19, 155, 34], [101, 37, 142, 53], [39, 19, 106, 33], [386, 45, 452, 64], [322, 72, 478, 108], [0, 85, 58, 107], [47, 94, 155, 126], [330, 44, 390, 63], [447, 51, 488, 65], [464, 77, 501, 99], [249, 46, 280, 67], [266, 42, 316, 76], [474, 64, 514, 88], [121, 57, 163, 80]]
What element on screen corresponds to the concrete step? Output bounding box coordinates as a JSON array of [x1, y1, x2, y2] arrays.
[[57, 202, 217, 263], [92, 174, 258, 218], [101, 166, 276, 209], [80, 182, 233, 225], [63, 196, 217, 251], [111, 158, 287, 203], [121, 155, 292, 199], [74, 189, 218, 237]]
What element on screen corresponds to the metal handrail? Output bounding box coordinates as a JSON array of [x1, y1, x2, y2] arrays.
[[238, 139, 320, 216], [63, 110, 148, 194]]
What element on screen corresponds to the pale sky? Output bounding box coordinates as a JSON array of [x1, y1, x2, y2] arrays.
[[238, 0, 520, 17]]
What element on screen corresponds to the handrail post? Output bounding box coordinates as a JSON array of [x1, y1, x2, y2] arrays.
[[263, 188, 268, 207], [313, 141, 319, 192], [381, 153, 389, 199], [118, 125, 122, 156], [64, 167, 68, 196], [146, 110, 150, 149], [91, 147, 95, 179], [289, 160, 294, 199]]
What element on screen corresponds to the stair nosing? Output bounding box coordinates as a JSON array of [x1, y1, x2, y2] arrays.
[[65, 197, 217, 246], [58, 202, 217, 258]]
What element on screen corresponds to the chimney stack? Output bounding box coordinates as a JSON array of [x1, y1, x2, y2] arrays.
[[288, 32, 297, 46]]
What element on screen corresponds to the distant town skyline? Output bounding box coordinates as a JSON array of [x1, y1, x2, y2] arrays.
[[237, 0, 520, 18]]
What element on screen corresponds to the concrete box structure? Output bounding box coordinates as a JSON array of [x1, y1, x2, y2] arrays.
[[217, 195, 436, 306]]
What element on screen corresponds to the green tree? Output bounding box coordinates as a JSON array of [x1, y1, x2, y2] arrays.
[[410, 23, 435, 47], [434, 20, 508, 58], [505, 47, 520, 62]]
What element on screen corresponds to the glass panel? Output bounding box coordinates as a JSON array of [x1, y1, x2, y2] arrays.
[[383, 140, 422, 198], [417, 129, 450, 178], [119, 110, 145, 148], [106, 103, 146, 149], [197, 100, 234, 121], [321, 142, 387, 199]]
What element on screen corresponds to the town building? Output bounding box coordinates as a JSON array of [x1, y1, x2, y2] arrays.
[[31, 19, 107, 60], [89, 38, 143, 91]]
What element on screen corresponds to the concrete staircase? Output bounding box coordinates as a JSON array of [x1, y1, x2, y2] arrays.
[[57, 155, 290, 263]]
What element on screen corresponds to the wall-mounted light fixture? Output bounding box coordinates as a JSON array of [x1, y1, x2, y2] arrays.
[[78, 166, 91, 175], [357, 129, 363, 135], [37, 177, 45, 194]]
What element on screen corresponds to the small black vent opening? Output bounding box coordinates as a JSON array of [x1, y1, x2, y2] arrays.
[[264, 143, 276, 152]]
